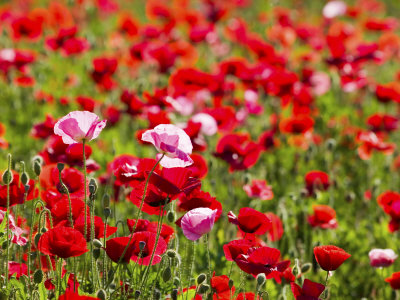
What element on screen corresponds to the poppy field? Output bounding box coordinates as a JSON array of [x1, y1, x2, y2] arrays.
[[2, 0, 400, 299]]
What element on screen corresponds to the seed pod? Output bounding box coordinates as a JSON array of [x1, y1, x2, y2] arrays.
[[196, 273, 207, 285], [198, 284, 210, 294], [89, 178, 98, 195], [96, 289, 107, 300], [2, 170, 12, 185], [162, 266, 172, 282], [1, 241, 8, 250], [33, 270, 44, 284], [103, 194, 110, 208]]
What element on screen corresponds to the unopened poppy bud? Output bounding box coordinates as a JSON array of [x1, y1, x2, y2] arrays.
[[301, 263, 312, 273], [2, 241, 8, 250], [2, 170, 12, 185], [256, 273, 266, 286], [24, 184, 30, 192], [166, 249, 177, 258], [346, 192, 355, 203], [93, 248, 101, 260], [93, 239, 103, 248], [33, 269, 44, 284], [292, 259, 300, 276], [196, 273, 207, 285], [89, 178, 98, 195], [134, 290, 141, 299], [171, 289, 178, 300], [109, 283, 116, 290], [162, 266, 172, 282], [228, 279, 234, 289], [96, 289, 107, 300], [167, 211, 175, 223], [244, 173, 251, 184], [173, 277, 180, 286], [33, 161, 42, 176], [198, 284, 210, 294], [21, 172, 29, 186], [103, 194, 110, 208], [104, 207, 111, 218], [41, 227, 47, 233], [57, 163, 65, 172], [34, 233, 41, 247], [139, 241, 146, 251]]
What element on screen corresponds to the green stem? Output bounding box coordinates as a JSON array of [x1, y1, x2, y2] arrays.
[[5, 154, 12, 286]]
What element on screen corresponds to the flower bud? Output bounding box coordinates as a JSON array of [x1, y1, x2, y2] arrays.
[[104, 207, 111, 218], [57, 163, 65, 172], [41, 227, 47, 234], [167, 211, 175, 223], [228, 279, 234, 289], [301, 263, 312, 274], [89, 178, 98, 195], [93, 248, 101, 260], [33, 270, 44, 284], [134, 290, 141, 299], [103, 194, 110, 208], [171, 289, 178, 300], [34, 233, 41, 247], [196, 273, 207, 285], [33, 161, 42, 176], [21, 172, 29, 186], [173, 277, 180, 286], [256, 273, 266, 286], [198, 284, 210, 294], [93, 239, 103, 248], [162, 266, 172, 282], [96, 289, 107, 300], [2, 170, 12, 185], [166, 249, 177, 258]]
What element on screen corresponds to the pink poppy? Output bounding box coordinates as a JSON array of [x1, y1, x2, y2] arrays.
[[369, 249, 397, 268], [181, 207, 217, 241], [243, 179, 273, 201], [54, 111, 107, 144], [141, 124, 194, 168]]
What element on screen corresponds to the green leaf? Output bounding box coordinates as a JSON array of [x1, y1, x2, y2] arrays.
[[8, 278, 26, 300]]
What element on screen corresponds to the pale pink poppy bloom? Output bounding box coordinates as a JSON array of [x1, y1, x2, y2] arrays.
[[191, 113, 218, 136], [243, 179, 274, 201], [369, 249, 397, 268], [141, 124, 193, 168], [310, 72, 331, 96], [323, 1, 347, 19], [54, 111, 107, 144], [181, 207, 218, 241], [165, 96, 194, 116], [0, 210, 27, 246]]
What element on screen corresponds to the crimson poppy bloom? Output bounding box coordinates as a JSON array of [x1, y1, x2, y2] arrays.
[[228, 207, 271, 235], [234, 247, 291, 282], [291, 279, 325, 300], [280, 115, 314, 135], [386, 272, 400, 289], [356, 131, 395, 160], [367, 114, 398, 133], [90, 57, 118, 90], [211, 273, 235, 299], [0, 173, 38, 208], [105, 237, 136, 263], [223, 239, 253, 261], [127, 219, 174, 244], [377, 191, 400, 232], [129, 231, 167, 265], [11, 17, 43, 41], [215, 133, 261, 172], [313, 245, 351, 271], [74, 215, 117, 242], [38, 226, 88, 259], [304, 171, 330, 196], [8, 262, 28, 279], [265, 212, 284, 242], [308, 205, 338, 229]]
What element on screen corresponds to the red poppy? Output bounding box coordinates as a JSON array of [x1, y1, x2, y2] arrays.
[[90, 57, 118, 90], [177, 189, 222, 220], [234, 247, 291, 282], [228, 207, 271, 235], [58, 291, 99, 300], [356, 131, 395, 160], [313, 245, 351, 271], [185, 154, 208, 179], [243, 179, 273, 201], [291, 279, 325, 300], [265, 212, 284, 241], [0, 173, 38, 208], [127, 219, 174, 244], [11, 17, 43, 41], [304, 171, 330, 196], [223, 239, 253, 261], [375, 83, 400, 103], [308, 205, 338, 229], [215, 133, 261, 172], [38, 226, 88, 259], [74, 215, 117, 242], [31, 114, 56, 139], [129, 231, 167, 265], [211, 273, 235, 300], [377, 191, 400, 232], [386, 272, 400, 290], [8, 262, 27, 279], [280, 115, 314, 135], [367, 114, 398, 132], [105, 237, 136, 263], [51, 198, 87, 226]]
